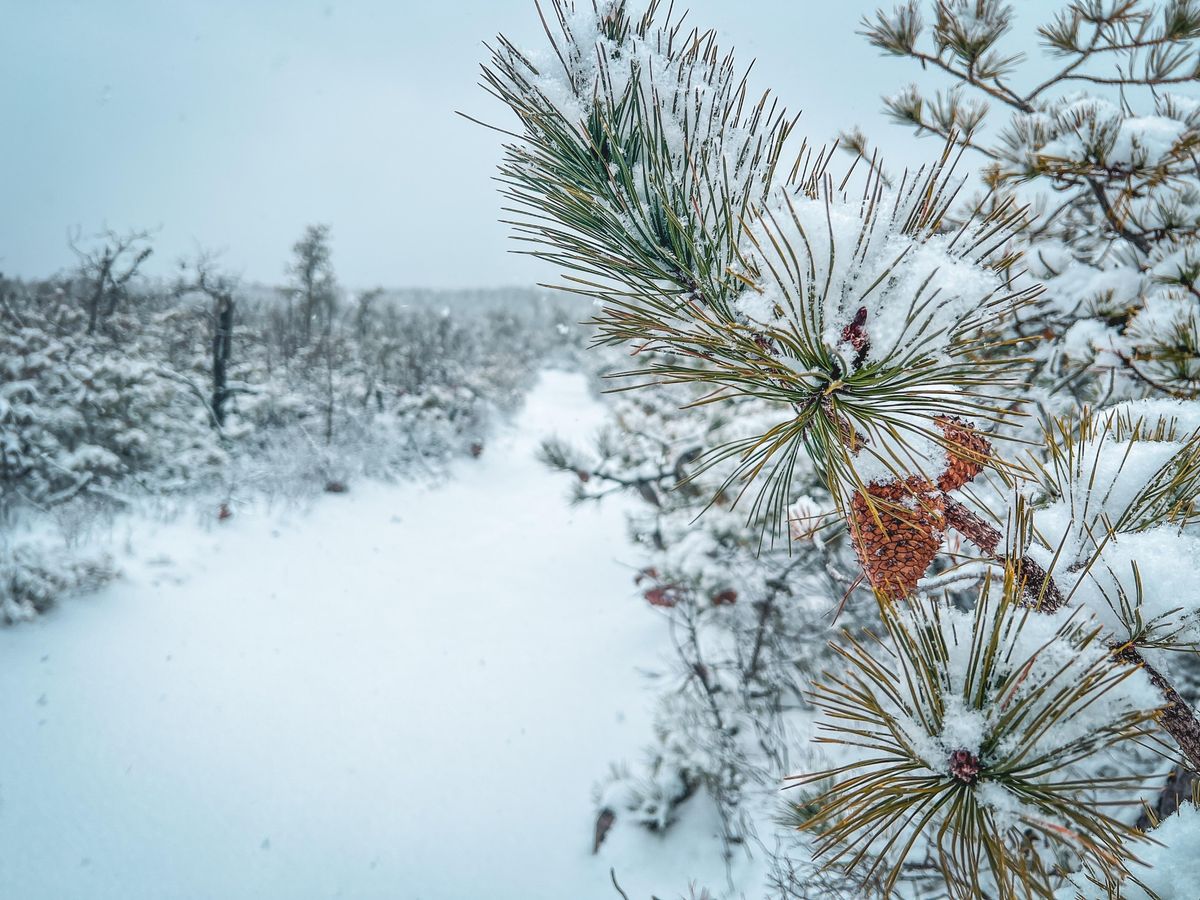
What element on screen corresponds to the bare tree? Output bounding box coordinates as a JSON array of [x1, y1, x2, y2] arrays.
[[286, 224, 337, 348], [176, 252, 239, 429], [69, 228, 153, 335]]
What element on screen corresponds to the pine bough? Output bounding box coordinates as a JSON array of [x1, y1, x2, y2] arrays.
[[478, 1, 1200, 896]]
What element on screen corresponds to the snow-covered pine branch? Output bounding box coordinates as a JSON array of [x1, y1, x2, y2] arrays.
[[481, 2, 1200, 896]]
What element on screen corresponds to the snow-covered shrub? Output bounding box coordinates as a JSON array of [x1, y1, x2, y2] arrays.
[[0, 281, 222, 512], [0, 542, 115, 624]]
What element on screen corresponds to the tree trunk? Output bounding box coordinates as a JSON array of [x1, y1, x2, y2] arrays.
[[86, 253, 113, 336], [211, 294, 234, 428]]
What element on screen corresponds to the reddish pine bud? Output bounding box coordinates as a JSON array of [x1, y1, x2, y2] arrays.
[[948, 749, 982, 784], [840, 306, 870, 369]]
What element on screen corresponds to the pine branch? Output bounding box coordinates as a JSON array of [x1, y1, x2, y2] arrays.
[[943, 496, 1200, 773], [1118, 646, 1200, 772], [793, 576, 1161, 895], [868, 0, 1200, 261]]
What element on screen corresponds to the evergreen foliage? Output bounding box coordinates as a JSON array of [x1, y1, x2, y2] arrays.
[[861, 0, 1200, 403], [480, 2, 1200, 895]]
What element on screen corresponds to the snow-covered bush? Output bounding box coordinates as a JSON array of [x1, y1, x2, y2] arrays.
[[0, 542, 115, 624], [548, 364, 842, 854], [0, 279, 222, 511]]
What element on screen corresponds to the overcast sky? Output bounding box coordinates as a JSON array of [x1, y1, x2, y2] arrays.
[[2, 1, 1053, 289]]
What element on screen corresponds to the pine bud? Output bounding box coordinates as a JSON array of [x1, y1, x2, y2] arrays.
[[948, 749, 982, 785]]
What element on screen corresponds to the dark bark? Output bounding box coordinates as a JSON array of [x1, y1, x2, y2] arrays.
[[86, 253, 113, 335], [1122, 651, 1200, 776], [1135, 766, 1198, 831], [211, 294, 234, 429]]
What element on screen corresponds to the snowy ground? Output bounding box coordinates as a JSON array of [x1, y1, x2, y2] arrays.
[[0, 371, 752, 900]]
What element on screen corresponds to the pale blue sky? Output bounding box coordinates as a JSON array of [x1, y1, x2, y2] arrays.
[[1, 1, 1051, 288]]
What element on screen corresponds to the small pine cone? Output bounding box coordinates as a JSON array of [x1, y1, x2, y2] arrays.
[[849, 477, 945, 601], [935, 416, 991, 493], [943, 497, 1002, 555]]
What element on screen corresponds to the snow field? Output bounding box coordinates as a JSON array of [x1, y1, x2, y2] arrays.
[[0, 370, 748, 899]]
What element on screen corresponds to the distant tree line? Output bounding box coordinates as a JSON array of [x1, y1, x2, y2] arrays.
[[0, 224, 577, 620]]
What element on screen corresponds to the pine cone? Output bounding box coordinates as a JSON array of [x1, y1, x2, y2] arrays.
[[849, 477, 945, 600], [935, 416, 991, 493]]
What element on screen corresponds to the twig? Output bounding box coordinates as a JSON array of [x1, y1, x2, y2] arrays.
[[610, 868, 631, 900]]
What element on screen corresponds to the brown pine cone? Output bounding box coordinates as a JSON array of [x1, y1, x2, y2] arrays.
[[849, 477, 946, 601], [935, 416, 991, 493]]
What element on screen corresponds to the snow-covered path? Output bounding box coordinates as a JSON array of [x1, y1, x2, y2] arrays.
[[0, 371, 737, 899]]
